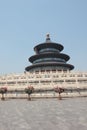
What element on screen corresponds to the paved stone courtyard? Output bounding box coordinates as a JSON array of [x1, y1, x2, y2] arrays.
[[0, 97, 87, 130]]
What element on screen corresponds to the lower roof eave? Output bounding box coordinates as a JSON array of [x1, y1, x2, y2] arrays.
[[25, 62, 74, 71]]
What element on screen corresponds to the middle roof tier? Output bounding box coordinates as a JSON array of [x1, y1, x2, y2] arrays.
[[29, 53, 70, 63]]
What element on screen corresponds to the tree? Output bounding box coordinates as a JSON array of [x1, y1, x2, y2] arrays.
[[54, 87, 64, 100], [25, 86, 34, 100], [0, 87, 7, 100]]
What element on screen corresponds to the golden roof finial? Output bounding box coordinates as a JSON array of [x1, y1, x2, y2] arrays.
[[46, 33, 51, 42], [46, 33, 50, 38]]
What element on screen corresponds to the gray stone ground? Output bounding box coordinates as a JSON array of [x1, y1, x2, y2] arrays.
[[0, 98, 87, 130]]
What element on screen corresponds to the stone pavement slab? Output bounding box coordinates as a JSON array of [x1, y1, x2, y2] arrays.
[[0, 98, 87, 130]]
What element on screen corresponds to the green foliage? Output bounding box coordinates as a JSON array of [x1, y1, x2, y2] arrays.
[[54, 87, 64, 94], [25, 86, 34, 95], [0, 87, 7, 94]]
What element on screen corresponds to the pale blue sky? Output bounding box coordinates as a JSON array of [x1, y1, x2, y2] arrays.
[[0, 0, 87, 74]]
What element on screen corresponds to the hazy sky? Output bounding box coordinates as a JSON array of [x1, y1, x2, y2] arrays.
[[0, 0, 87, 74]]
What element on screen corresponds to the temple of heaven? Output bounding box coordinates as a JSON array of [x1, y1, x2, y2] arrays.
[[25, 34, 74, 72], [0, 34, 87, 99]]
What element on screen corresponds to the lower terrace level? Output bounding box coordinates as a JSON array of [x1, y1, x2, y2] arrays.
[[0, 87, 87, 99]]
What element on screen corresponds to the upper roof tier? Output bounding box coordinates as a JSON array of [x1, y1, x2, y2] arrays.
[[34, 34, 64, 54]]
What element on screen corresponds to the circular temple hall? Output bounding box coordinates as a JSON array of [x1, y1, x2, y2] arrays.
[[25, 34, 74, 72]]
